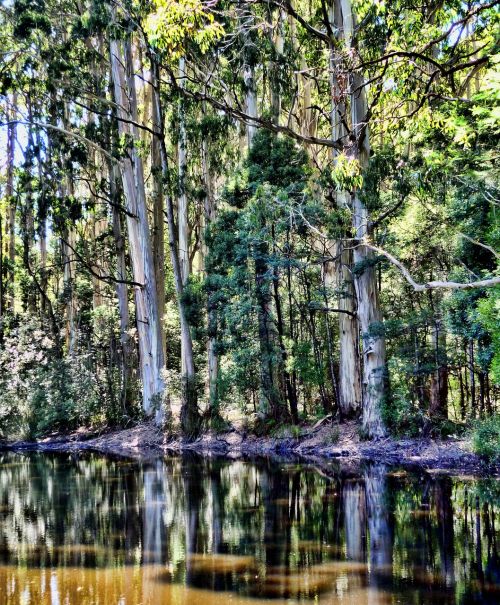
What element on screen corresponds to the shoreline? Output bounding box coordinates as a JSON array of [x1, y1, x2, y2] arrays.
[[2, 421, 499, 476]]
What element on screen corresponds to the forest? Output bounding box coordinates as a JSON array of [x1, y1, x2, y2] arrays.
[[0, 0, 499, 453]]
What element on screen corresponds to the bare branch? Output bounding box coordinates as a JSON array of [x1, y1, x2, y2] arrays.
[[365, 243, 500, 291], [459, 233, 500, 260]]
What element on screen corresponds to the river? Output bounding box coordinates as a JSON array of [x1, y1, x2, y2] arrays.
[[0, 452, 498, 604]]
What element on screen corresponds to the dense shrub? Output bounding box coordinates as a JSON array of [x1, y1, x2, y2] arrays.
[[472, 415, 500, 463], [0, 314, 131, 439]]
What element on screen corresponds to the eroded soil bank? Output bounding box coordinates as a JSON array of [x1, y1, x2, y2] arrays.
[[3, 420, 499, 475]]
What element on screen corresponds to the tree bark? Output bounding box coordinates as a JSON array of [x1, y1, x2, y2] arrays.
[[340, 0, 387, 437], [178, 56, 192, 385], [324, 240, 362, 418], [242, 7, 258, 146], [255, 236, 285, 419], [150, 56, 200, 436], [151, 77, 166, 361], [178, 56, 190, 287], [328, 1, 362, 419], [109, 34, 167, 424], [272, 248, 299, 423]]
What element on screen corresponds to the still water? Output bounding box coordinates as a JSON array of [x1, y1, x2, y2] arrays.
[[0, 452, 498, 605]]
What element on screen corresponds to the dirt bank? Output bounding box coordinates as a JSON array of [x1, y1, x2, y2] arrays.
[[3, 420, 498, 475]]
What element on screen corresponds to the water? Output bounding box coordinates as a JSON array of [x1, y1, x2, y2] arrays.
[[0, 452, 498, 604]]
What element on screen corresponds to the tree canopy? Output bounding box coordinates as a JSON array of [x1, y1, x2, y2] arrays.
[[0, 0, 498, 442]]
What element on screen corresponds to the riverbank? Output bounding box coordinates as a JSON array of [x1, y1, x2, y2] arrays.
[[3, 419, 499, 475]]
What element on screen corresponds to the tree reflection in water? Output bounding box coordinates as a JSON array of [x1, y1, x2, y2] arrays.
[[0, 452, 498, 604]]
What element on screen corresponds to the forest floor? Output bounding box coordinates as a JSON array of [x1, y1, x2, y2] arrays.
[[3, 419, 499, 475]]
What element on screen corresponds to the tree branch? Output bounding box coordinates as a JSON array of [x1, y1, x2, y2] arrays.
[[61, 237, 143, 288], [364, 242, 500, 291]]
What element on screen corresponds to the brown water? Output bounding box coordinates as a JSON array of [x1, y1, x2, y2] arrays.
[[0, 453, 498, 604]]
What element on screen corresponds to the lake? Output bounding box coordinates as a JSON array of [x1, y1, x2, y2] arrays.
[[0, 452, 498, 604]]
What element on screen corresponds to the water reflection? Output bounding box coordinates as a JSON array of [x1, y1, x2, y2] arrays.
[[0, 452, 498, 604]]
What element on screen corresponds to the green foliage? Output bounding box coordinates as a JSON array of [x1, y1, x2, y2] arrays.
[[383, 358, 425, 437], [0, 313, 137, 440], [472, 415, 500, 462], [181, 276, 206, 340], [204, 131, 316, 413], [1, 0, 499, 442], [476, 290, 500, 384], [331, 153, 363, 192], [13, 0, 52, 39], [145, 0, 224, 57]]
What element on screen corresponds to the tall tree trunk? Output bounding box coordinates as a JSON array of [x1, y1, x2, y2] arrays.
[[62, 225, 77, 354], [35, 129, 48, 316], [0, 209, 3, 321], [178, 57, 190, 287], [61, 105, 78, 353], [340, 0, 387, 437], [324, 240, 361, 418], [353, 192, 387, 438], [329, 1, 362, 419], [150, 56, 200, 436], [110, 33, 167, 424], [151, 78, 166, 361], [6, 96, 16, 313], [272, 247, 298, 423], [269, 8, 284, 124], [242, 6, 258, 147], [469, 339, 476, 417], [178, 56, 191, 382]]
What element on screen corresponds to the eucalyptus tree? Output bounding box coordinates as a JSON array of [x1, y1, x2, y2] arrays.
[[177, 0, 499, 435], [109, 15, 167, 424], [0, 0, 498, 440]]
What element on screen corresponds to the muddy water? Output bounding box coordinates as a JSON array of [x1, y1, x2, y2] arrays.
[[0, 453, 498, 604]]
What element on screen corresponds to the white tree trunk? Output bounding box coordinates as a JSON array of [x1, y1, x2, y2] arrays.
[[239, 6, 258, 147], [329, 1, 362, 418], [62, 226, 77, 354], [110, 35, 166, 424], [150, 57, 200, 435], [341, 0, 387, 437], [178, 56, 190, 287], [244, 64, 257, 146]]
